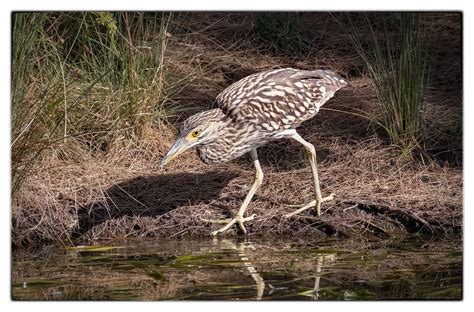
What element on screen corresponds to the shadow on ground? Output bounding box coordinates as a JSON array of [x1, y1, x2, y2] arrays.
[[73, 171, 238, 238]]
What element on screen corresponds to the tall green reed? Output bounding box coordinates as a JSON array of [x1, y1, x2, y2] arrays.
[[11, 12, 174, 195], [252, 12, 310, 56], [339, 13, 429, 158]]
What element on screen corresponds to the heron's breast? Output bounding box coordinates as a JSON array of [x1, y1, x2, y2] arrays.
[[196, 140, 252, 164], [196, 126, 268, 164]]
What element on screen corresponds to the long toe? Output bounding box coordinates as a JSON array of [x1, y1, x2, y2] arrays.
[[284, 200, 316, 218], [321, 193, 336, 202], [209, 214, 256, 236], [285, 194, 335, 218], [200, 217, 233, 224]]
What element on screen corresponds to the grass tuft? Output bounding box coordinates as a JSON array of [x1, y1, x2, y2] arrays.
[[251, 12, 310, 56], [337, 13, 430, 158], [11, 12, 180, 196]]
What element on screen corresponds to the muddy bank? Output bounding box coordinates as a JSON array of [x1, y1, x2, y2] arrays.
[[12, 124, 462, 245], [11, 13, 462, 246]]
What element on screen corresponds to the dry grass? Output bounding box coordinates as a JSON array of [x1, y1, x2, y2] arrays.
[[11, 12, 462, 246], [12, 77, 462, 245]]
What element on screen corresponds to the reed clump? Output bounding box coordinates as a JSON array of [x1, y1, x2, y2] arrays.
[[251, 12, 311, 56], [339, 13, 430, 158], [11, 12, 179, 196]]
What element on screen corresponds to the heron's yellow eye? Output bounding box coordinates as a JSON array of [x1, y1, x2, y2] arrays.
[[191, 130, 201, 138]]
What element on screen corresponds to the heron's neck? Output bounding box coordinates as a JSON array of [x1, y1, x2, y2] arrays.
[[196, 113, 255, 164], [200, 109, 232, 142]]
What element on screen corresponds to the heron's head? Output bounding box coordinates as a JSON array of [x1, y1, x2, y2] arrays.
[[160, 108, 227, 168]]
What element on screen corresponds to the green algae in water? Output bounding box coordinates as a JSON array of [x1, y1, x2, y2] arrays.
[[66, 245, 125, 252], [11, 237, 462, 300], [12, 278, 64, 289]]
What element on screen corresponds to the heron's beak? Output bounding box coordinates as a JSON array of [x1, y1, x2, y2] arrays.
[[160, 138, 189, 169]]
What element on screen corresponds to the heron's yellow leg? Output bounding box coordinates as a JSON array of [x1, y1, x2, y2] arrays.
[[201, 149, 263, 235], [284, 132, 335, 218]]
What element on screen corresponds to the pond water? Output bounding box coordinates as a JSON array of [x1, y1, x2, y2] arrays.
[[12, 236, 462, 300]]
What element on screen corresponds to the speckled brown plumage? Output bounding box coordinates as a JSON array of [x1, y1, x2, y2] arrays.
[[180, 68, 347, 164], [163, 67, 348, 234]]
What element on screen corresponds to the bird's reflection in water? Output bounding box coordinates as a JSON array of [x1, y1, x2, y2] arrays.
[[212, 239, 337, 300], [217, 239, 265, 300], [313, 255, 323, 300], [307, 253, 337, 300]]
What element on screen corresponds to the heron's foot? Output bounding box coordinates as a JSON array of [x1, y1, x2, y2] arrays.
[[201, 214, 256, 236], [284, 193, 335, 218]]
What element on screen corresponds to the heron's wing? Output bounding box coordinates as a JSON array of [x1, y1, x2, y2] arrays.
[[214, 68, 347, 131]]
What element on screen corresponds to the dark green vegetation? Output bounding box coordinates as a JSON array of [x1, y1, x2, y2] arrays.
[[12, 12, 180, 195], [252, 13, 311, 55], [12, 237, 462, 300], [11, 12, 462, 246], [338, 13, 430, 157]]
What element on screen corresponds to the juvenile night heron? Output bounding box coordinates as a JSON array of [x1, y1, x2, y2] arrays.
[[161, 68, 347, 235]]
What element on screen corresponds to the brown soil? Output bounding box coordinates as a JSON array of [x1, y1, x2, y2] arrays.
[[11, 12, 462, 246]]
